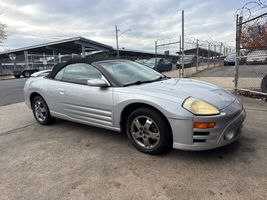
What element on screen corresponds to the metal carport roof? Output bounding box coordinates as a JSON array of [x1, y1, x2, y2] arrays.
[[177, 47, 221, 57], [0, 36, 114, 58]]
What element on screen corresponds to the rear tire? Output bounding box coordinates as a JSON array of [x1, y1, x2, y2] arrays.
[[14, 74, 21, 78], [261, 75, 267, 93], [126, 107, 172, 155], [32, 96, 54, 125], [23, 71, 31, 78]]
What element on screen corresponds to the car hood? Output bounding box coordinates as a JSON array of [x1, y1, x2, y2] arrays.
[[247, 55, 266, 60], [224, 57, 235, 62], [144, 63, 155, 68], [177, 60, 192, 65], [123, 78, 236, 110]]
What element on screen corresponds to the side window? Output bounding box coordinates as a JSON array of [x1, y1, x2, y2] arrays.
[[54, 68, 64, 80], [60, 63, 102, 85]]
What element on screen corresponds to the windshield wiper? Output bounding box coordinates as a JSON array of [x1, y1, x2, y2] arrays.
[[123, 80, 152, 87], [123, 76, 167, 87]]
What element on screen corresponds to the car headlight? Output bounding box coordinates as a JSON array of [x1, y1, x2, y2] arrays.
[[182, 97, 220, 115]]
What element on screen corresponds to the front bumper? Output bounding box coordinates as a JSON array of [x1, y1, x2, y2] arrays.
[[224, 61, 235, 65], [247, 59, 266, 64], [170, 99, 246, 151]]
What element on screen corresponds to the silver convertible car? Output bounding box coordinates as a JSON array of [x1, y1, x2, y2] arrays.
[[24, 58, 246, 154]]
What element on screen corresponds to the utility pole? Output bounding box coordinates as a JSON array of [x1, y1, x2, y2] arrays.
[[220, 42, 223, 66], [213, 45, 216, 69], [155, 40, 157, 65], [196, 39, 199, 72], [179, 35, 181, 54], [234, 15, 242, 91], [208, 42, 210, 68], [115, 25, 119, 58], [181, 10, 185, 78]]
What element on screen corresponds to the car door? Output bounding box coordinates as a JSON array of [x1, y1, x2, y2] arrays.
[[48, 63, 114, 129]]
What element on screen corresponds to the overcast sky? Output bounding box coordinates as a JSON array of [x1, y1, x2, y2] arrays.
[[0, 0, 249, 53]]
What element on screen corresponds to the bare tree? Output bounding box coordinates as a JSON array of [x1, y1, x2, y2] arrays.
[[241, 24, 267, 52], [0, 16, 7, 42]]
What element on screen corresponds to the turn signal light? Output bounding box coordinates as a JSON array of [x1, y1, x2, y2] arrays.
[[194, 122, 216, 129]]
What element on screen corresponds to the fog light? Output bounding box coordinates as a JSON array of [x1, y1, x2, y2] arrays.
[[224, 131, 235, 141]]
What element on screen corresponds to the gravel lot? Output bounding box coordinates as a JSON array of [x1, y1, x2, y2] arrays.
[[0, 96, 266, 200]]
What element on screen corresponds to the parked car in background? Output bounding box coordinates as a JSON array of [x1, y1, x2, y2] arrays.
[[135, 59, 147, 64], [223, 52, 246, 66], [177, 55, 198, 68], [144, 58, 172, 72], [224, 53, 236, 66], [24, 58, 246, 155], [14, 68, 39, 78], [246, 50, 267, 65]]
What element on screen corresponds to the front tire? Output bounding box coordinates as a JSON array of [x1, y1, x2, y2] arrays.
[[126, 107, 172, 155], [32, 96, 54, 125]]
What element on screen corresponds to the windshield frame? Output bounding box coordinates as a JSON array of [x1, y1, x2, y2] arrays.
[[94, 60, 167, 87]]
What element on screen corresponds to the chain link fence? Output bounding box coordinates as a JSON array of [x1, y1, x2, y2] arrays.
[[236, 0, 267, 96], [155, 37, 234, 77], [184, 38, 234, 69], [0, 53, 82, 76]]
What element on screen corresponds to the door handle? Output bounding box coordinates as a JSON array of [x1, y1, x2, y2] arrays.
[[58, 88, 66, 95]]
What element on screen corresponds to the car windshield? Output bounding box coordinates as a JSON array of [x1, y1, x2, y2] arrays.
[[226, 53, 235, 58], [145, 58, 165, 64], [98, 60, 166, 86]]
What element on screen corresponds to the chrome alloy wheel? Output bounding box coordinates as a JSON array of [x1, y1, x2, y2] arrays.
[[34, 100, 47, 122], [130, 115, 160, 149]]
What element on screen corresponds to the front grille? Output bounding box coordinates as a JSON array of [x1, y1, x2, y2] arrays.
[[193, 139, 207, 143], [193, 131, 210, 143], [193, 132, 209, 136]]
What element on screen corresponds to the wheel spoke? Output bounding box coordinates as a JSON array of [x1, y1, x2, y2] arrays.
[[133, 131, 142, 139], [39, 114, 44, 120], [133, 119, 142, 130], [143, 137, 150, 147], [40, 107, 46, 113], [36, 112, 42, 119], [36, 112, 39, 118], [144, 118, 152, 130], [148, 131, 160, 140], [41, 114, 46, 120]]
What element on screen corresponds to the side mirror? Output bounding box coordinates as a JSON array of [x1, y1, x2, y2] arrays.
[[87, 79, 109, 87]]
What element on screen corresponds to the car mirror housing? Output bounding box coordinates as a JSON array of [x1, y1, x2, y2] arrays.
[[87, 79, 109, 87]]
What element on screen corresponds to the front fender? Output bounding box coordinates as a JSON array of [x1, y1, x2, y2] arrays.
[[112, 92, 192, 129]]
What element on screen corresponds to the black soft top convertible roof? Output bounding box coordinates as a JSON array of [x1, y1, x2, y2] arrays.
[[46, 57, 116, 79]]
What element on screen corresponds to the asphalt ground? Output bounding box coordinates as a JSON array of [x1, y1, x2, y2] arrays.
[[0, 64, 266, 107], [195, 64, 267, 77], [0, 78, 27, 106], [0, 68, 267, 199], [0, 96, 266, 200]]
